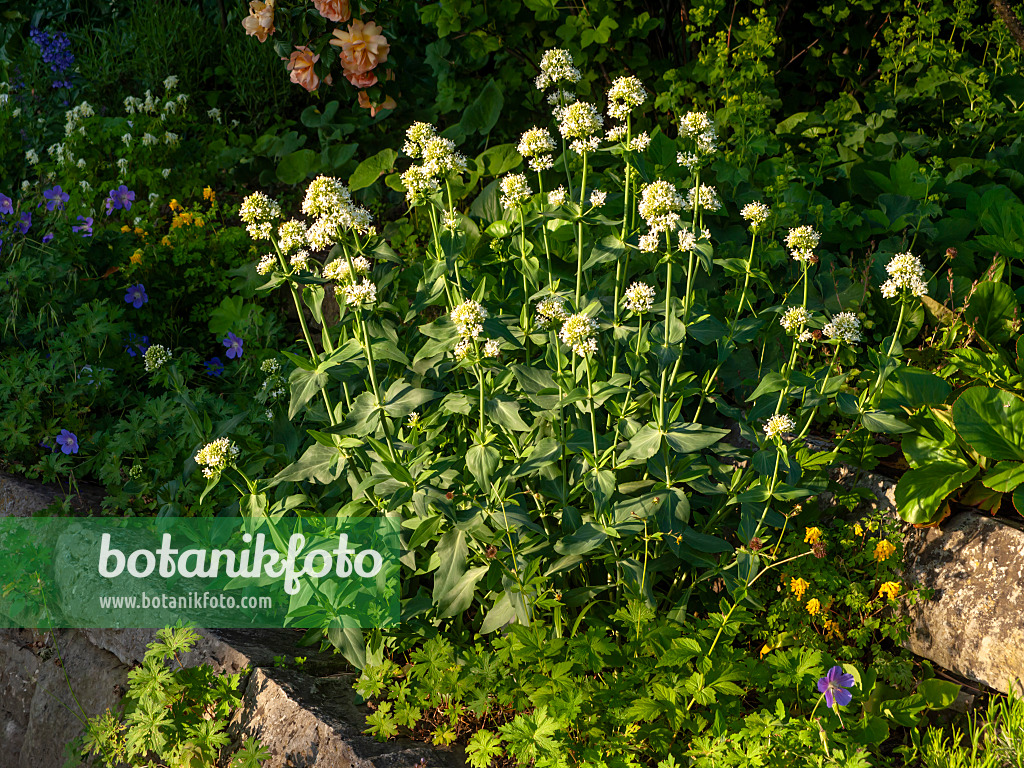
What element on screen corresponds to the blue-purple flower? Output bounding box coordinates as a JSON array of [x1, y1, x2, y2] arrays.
[[0, 193, 12, 215], [55, 429, 79, 455], [16, 212, 31, 234], [107, 185, 135, 213], [223, 332, 244, 360], [42, 232, 54, 244], [72, 215, 93, 237], [124, 284, 148, 308], [817, 666, 855, 709], [124, 333, 150, 357], [43, 186, 69, 212], [204, 357, 225, 376]]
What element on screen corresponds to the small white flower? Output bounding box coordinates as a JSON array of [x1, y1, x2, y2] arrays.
[[558, 101, 603, 141], [454, 338, 472, 361], [483, 339, 501, 358], [638, 180, 683, 233], [163, 131, 179, 146], [25, 149, 39, 165], [536, 49, 582, 90], [161, 168, 171, 179], [117, 157, 129, 173], [881, 251, 928, 298], [569, 136, 600, 155], [402, 122, 437, 158], [740, 202, 771, 231], [518, 126, 555, 157], [786, 225, 821, 264], [639, 232, 661, 252], [143, 344, 172, 372], [207, 107, 222, 123], [536, 296, 569, 329], [607, 75, 646, 120], [401, 165, 440, 205], [589, 189, 607, 208], [261, 358, 281, 374], [779, 306, 810, 333], [277, 219, 307, 253], [323, 256, 371, 283], [256, 253, 276, 275], [624, 282, 656, 314], [163, 74, 179, 92], [339, 279, 377, 306], [559, 313, 599, 357], [451, 300, 489, 338], [798, 330, 814, 343], [121, 133, 132, 146], [194, 437, 240, 478], [684, 184, 721, 212], [79, 180, 91, 192], [628, 132, 650, 151], [290, 250, 310, 271], [677, 227, 699, 253], [606, 124, 628, 142], [547, 186, 567, 206], [77, 158, 87, 169], [823, 312, 862, 344], [240, 192, 282, 240], [500, 173, 533, 209], [407, 412, 421, 427], [764, 414, 795, 441], [303, 175, 351, 216], [142, 132, 159, 147]]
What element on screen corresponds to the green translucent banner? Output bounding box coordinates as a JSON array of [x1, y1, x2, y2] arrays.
[[0, 516, 400, 629]]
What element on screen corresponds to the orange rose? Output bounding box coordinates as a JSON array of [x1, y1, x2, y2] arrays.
[[330, 20, 389, 75], [344, 69, 378, 88], [285, 46, 331, 92], [313, 0, 351, 23], [357, 90, 396, 117], [242, 0, 275, 43]]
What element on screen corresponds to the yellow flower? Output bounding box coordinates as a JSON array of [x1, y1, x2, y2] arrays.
[[169, 199, 181, 212], [161, 236, 172, 247], [203, 186, 215, 201], [133, 226, 144, 236], [195, 217, 205, 227], [806, 598, 821, 616], [852, 523, 863, 537], [790, 577, 810, 600], [878, 581, 901, 600], [874, 540, 897, 562], [120, 225, 131, 233], [130, 250, 143, 264], [804, 527, 822, 545], [824, 619, 843, 639]]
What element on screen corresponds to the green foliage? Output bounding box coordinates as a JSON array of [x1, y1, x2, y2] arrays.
[[80, 626, 267, 768]]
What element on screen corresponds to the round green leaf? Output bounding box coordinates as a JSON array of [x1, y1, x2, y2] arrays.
[[952, 386, 1024, 460]]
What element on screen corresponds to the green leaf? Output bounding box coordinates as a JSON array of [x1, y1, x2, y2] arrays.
[[460, 79, 503, 136], [486, 396, 531, 431], [861, 411, 914, 434], [966, 281, 1018, 344], [467, 729, 504, 768], [437, 565, 488, 618], [982, 461, 1024, 492], [952, 386, 1024, 461], [276, 148, 320, 185], [657, 637, 702, 668], [620, 424, 663, 461], [895, 462, 979, 525], [467, 443, 500, 488], [554, 522, 608, 556], [383, 381, 441, 418], [480, 591, 516, 634], [475, 144, 522, 177], [349, 148, 398, 191], [288, 368, 329, 420], [270, 443, 344, 485], [878, 366, 951, 411], [917, 678, 960, 709], [664, 423, 729, 453]]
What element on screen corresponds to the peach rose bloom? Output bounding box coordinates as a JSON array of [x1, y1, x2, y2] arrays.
[[286, 46, 326, 92], [357, 91, 396, 117], [313, 0, 351, 23], [330, 20, 390, 75], [344, 69, 378, 88], [242, 0, 275, 42]]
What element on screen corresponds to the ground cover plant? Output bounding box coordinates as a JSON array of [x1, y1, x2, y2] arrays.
[[2, 1, 1024, 767]]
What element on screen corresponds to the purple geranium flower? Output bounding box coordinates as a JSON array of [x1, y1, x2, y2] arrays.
[[204, 357, 225, 376], [817, 666, 855, 710], [72, 215, 93, 237], [107, 184, 135, 213], [223, 332, 243, 360], [0, 193, 12, 215], [42, 232, 54, 244], [124, 284, 148, 308], [55, 429, 79, 455], [43, 185, 69, 212], [124, 333, 149, 357], [17, 212, 31, 234]]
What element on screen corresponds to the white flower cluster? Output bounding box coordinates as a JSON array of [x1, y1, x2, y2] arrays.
[[764, 414, 795, 440], [400, 165, 441, 206], [740, 201, 771, 231], [302, 175, 351, 216], [290, 250, 311, 272], [256, 253, 276, 275], [48, 142, 74, 167], [678, 111, 718, 158], [823, 312, 862, 344], [880, 251, 928, 298], [589, 189, 607, 208], [143, 344, 172, 372], [239, 191, 282, 240], [339, 280, 377, 307], [163, 75, 179, 91], [207, 107, 222, 124], [628, 132, 651, 151], [684, 184, 721, 212], [559, 313, 599, 357], [547, 186, 567, 206], [785, 225, 821, 263], [277, 220, 307, 254], [401, 122, 467, 204], [301, 176, 374, 247], [558, 101, 603, 154], [779, 306, 810, 333], [64, 101, 94, 137], [624, 282, 656, 314], [258, 359, 286, 404], [451, 300, 489, 338], [163, 131, 179, 146], [141, 132, 159, 147], [535, 48, 582, 91], [638, 180, 684, 235], [323, 256, 370, 284], [194, 437, 240, 478], [536, 296, 569, 330], [500, 173, 533, 209], [517, 127, 556, 172], [25, 149, 39, 165], [607, 76, 646, 121]]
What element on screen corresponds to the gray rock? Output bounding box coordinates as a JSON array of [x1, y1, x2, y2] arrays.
[[232, 666, 461, 768], [903, 512, 1024, 695]]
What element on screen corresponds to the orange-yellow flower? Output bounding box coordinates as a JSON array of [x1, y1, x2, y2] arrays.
[[357, 90, 396, 117], [130, 250, 143, 265], [790, 577, 809, 600], [804, 527, 822, 545], [878, 581, 901, 600], [120, 225, 131, 233], [169, 199, 181, 212], [824, 619, 843, 639], [242, 0, 275, 43], [285, 46, 331, 93], [330, 20, 389, 75], [203, 186, 215, 201], [344, 69, 378, 88], [873, 540, 897, 562], [161, 235, 172, 247], [806, 598, 821, 616], [312, 0, 350, 23]]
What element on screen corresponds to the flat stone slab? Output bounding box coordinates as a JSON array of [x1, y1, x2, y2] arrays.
[[903, 512, 1024, 695]]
